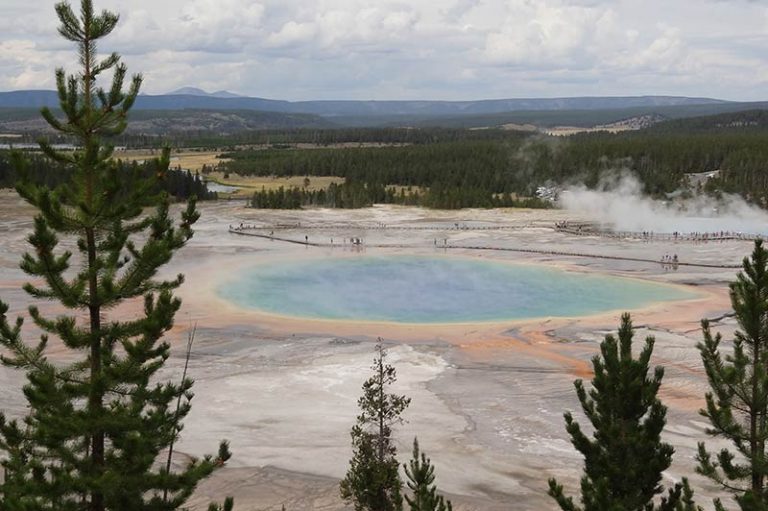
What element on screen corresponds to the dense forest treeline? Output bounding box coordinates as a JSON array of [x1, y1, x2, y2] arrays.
[[0, 151, 216, 200], [645, 108, 768, 134], [0, 125, 523, 149], [553, 131, 768, 200], [227, 139, 550, 209], [249, 182, 547, 209], [6, 112, 768, 209], [123, 126, 525, 148], [220, 127, 768, 208]]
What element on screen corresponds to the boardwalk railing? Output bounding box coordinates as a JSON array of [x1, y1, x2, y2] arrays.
[[229, 228, 742, 269], [555, 227, 762, 243]]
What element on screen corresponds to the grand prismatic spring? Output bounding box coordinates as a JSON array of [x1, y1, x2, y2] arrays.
[[219, 256, 697, 323]]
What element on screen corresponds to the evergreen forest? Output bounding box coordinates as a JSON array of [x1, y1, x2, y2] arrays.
[[220, 128, 768, 209], [5, 112, 768, 210], [0, 150, 217, 200]]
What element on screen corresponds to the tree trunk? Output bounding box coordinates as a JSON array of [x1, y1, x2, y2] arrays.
[[378, 351, 385, 463], [87, 227, 105, 511], [83, 31, 104, 510]]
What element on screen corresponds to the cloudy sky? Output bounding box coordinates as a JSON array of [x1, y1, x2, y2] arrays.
[[1, 0, 767, 101]]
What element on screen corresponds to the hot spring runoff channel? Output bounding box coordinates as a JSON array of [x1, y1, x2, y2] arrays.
[[219, 256, 696, 324]]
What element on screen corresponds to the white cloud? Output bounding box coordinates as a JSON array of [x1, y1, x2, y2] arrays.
[[264, 6, 420, 57], [483, 2, 610, 67], [0, 39, 73, 91], [1, 0, 767, 100], [266, 21, 317, 49], [631, 26, 686, 72]]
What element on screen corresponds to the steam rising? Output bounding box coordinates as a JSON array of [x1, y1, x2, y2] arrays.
[[559, 175, 768, 235]]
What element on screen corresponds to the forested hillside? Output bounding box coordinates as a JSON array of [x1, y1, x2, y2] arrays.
[[0, 107, 333, 135], [646, 108, 768, 134]]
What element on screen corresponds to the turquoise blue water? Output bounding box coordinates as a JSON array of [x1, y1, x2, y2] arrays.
[[220, 256, 696, 324]]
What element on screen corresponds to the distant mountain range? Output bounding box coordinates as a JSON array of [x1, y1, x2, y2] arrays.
[[164, 87, 244, 99], [0, 108, 334, 135], [2, 89, 768, 132], [0, 89, 731, 118]]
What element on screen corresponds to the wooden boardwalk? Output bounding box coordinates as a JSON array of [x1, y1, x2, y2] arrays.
[[229, 229, 742, 269], [555, 227, 761, 243]]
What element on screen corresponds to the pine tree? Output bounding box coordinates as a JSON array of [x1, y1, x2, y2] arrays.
[[548, 313, 700, 511], [404, 438, 453, 511], [697, 239, 768, 511], [340, 342, 411, 511], [0, 1, 230, 509]]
